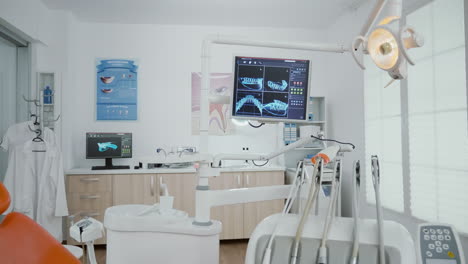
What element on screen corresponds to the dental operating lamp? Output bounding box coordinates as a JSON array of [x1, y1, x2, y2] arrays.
[[352, 0, 424, 87]]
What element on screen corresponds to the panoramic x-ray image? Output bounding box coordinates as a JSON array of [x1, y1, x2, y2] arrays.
[[262, 92, 289, 117], [264, 67, 290, 92], [237, 65, 264, 91]]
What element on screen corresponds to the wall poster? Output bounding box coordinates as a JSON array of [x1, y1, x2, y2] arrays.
[[191, 72, 234, 135], [96, 59, 138, 120]]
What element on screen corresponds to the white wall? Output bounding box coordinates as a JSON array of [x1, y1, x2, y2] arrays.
[[64, 22, 336, 169], [0, 0, 70, 73], [324, 4, 371, 218], [0, 0, 72, 150]]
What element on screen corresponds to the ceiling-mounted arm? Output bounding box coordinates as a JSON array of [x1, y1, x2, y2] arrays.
[[360, 0, 388, 37]]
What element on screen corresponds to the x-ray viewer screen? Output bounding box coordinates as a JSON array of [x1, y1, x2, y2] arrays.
[[232, 56, 310, 122]]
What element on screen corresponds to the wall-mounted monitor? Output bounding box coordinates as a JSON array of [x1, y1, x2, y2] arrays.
[[232, 56, 311, 123]]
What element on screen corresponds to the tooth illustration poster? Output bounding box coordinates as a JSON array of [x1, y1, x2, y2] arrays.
[[191, 72, 234, 135], [96, 59, 138, 120]]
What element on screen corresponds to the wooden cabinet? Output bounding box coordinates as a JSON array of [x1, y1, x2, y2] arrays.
[[66, 174, 113, 245], [210, 171, 285, 240], [159, 173, 198, 217], [65, 170, 284, 244], [210, 172, 244, 240], [242, 171, 285, 238], [113, 174, 159, 205]]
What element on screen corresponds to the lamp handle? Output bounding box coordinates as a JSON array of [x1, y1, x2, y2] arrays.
[[351, 36, 367, 70], [399, 25, 422, 66]]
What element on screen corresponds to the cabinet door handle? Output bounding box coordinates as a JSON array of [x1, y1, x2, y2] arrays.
[[237, 175, 241, 187], [80, 195, 100, 199], [80, 178, 100, 182], [80, 212, 100, 217], [246, 174, 250, 186], [150, 175, 155, 196]]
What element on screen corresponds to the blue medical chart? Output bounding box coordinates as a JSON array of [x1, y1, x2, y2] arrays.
[[96, 59, 138, 120]]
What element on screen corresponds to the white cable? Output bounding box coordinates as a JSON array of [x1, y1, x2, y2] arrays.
[[372, 156, 385, 264], [318, 160, 342, 264], [86, 241, 97, 264], [375, 183, 385, 264], [262, 161, 304, 264], [290, 159, 322, 264], [350, 161, 361, 264]]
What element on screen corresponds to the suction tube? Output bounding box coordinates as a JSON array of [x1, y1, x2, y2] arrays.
[[317, 159, 342, 264], [349, 161, 361, 264], [262, 161, 305, 264], [371, 156, 385, 264], [290, 158, 322, 264]]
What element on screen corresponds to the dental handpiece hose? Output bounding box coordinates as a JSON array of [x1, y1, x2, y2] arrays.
[[349, 161, 361, 264], [290, 158, 322, 264], [262, 161, 304, 264], [318, 160, 342, 264], [372, 156, 385, 264]]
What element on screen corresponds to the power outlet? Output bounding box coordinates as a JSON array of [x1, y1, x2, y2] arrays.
[[242, 147, 250, 163]]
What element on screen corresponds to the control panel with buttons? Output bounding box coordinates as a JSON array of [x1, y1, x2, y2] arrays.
[[418, 223, 465, 264]]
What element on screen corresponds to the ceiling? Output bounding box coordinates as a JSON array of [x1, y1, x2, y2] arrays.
[[41, 0, 372, 29]]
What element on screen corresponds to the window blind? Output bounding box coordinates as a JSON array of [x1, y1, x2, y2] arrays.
[[364, 56, 405, 213], [407, 0, 468, 233]]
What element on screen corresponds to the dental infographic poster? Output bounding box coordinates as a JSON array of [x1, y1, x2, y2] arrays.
[[96, 59, 138, 120], [191, 72, 234, 135]]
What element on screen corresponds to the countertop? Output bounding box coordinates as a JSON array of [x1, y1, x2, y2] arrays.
[[66, 165, 286, 175]]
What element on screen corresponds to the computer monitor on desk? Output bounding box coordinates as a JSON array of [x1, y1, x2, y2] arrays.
[[86, 132, 132, 170]]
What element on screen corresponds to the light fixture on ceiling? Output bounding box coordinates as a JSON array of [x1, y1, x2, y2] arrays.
[[352, 0, 424, 87]]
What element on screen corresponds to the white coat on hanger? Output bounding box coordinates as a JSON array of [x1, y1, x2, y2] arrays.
[[1, 121, 68, 241]]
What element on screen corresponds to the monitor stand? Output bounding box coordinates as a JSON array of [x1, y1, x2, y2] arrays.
[[92, 158, 130, 170]]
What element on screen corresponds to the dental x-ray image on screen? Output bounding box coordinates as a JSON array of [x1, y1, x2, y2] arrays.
[[237, 65, 264, 91], [232, 56, 310, 122], [264, 66, 290, 92]]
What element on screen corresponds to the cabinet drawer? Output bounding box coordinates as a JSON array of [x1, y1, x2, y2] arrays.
[[67, 192, 112, 211], [67, 175, 112, 193]]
